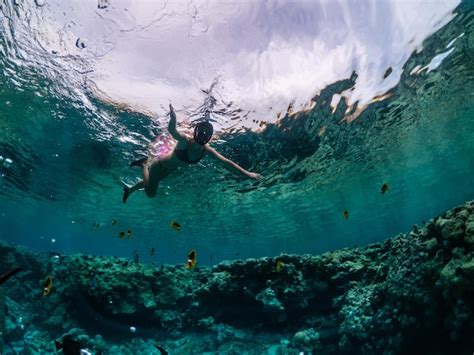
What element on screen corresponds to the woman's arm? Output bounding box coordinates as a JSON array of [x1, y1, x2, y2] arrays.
[[206, 146, 261, 180], [168, 104, 188, 143]]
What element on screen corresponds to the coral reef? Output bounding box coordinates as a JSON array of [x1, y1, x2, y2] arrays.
[[1, 201, 474, 354]]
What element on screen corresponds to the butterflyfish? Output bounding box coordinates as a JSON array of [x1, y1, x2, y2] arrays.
[[171, 221, 181, 232], [186, 250, 197, 269]]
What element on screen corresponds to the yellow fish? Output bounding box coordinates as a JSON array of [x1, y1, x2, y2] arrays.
[[171, 221, 181, 232], [186, 250, 197, 269], [43, 276, 53, 296], [275, 261, 284, 272], [343, 210, 349, 220], [381, 183, 389, 194]]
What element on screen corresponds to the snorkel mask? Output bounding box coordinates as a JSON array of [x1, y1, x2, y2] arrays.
[[194, 121, 214, 145]]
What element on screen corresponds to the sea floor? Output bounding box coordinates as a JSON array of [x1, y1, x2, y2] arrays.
[[1, 201, 474, 354]]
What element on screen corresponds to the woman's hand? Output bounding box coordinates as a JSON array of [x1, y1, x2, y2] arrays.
[[247, 172, 262, 180], [169, 104, 176, 120]]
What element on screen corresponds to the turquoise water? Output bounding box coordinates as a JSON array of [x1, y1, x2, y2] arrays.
[[1, 0, 474, 353], [0, 0, 473, 266]]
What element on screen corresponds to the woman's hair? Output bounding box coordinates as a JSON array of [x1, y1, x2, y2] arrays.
[[194, 121, 213, 145]]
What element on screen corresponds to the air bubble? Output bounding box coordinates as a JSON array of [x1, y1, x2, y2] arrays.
[[76, 38, 87, 49]]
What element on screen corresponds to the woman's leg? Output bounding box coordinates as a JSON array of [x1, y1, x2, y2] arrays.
[[144, 162, 160, 198], [123, 180, 144, 203], [123, 161, 160, 203]]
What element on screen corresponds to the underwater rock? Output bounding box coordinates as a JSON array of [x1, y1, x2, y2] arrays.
[[4, 297, 27, 341], [436, 217, 465, 241], [212, 323, 247, 344], [465, 218, 474, 244], [0, 288, 4, 353], [0, 201, 474, 353], [293, 328, 320, 352], [197, 316, 215, 329], [255, 287, 284, 313]]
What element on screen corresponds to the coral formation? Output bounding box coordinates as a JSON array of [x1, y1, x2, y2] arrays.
[[0, 201, 474, 353]]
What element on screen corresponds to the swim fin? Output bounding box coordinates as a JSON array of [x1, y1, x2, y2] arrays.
[[122, 187, 130, 203]]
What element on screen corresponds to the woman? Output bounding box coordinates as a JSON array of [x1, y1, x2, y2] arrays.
[[123, 104, 261, 203]]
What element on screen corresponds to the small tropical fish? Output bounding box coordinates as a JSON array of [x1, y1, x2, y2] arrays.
[[186, 249, 197, 269], [171, 221, 181, 232], [111, 219, 117, 226], [43, 276, 53, 296], [149, 248, 155, 256], [381, 183, 389, 194], [0, 267, 22, 286], [55, 334, 82, 355], [127, 229, 132, 239], [343, 210, 349, 220], [155, 345, 169, 355], [275, 261, 284, 272], [118, 231, 126, 239]]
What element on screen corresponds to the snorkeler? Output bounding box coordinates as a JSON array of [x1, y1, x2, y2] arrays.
[[122, 104, 261, 203]]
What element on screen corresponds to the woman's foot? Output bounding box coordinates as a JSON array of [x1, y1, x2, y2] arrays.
[[129, 157, 148, 167], [122, 186, 130, 203]]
